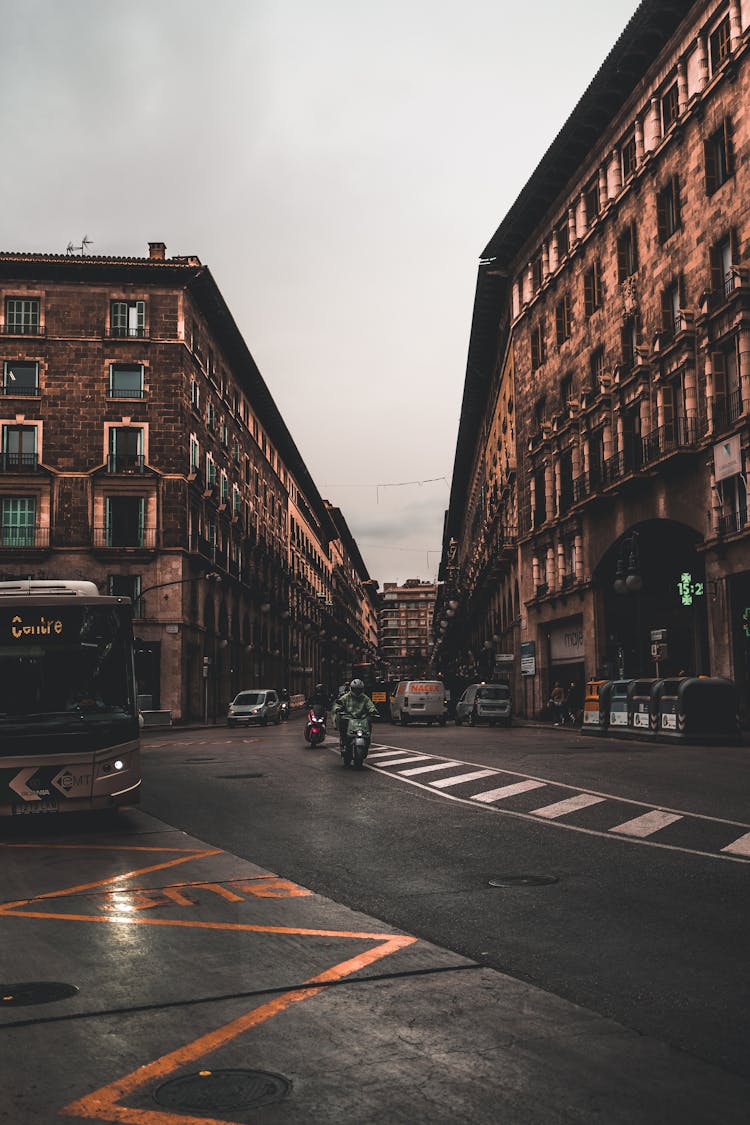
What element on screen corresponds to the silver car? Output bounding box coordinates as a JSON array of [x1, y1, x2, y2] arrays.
[[455, 683, 512, 727], [227, 688, 281, 727]]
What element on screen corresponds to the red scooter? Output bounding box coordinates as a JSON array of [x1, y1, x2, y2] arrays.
[[304, 708, 326, 747]]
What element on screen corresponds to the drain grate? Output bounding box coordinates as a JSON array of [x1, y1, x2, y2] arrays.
[[1, 981, 79, 1006], [154, 1069, 289, 1112], [488, 875, 559, 888]]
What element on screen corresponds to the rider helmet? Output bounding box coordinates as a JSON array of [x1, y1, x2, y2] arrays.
[[350, 678, 364, 697]]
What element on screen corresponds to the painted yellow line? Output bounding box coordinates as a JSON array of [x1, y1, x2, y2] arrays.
[[0, 851, 221, 913], [60, 936, 417, 1124]]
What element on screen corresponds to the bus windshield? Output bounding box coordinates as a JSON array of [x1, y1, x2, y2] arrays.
[[0, 604, 135, 730]]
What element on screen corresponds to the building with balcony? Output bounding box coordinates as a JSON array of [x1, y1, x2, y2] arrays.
[[0, 243, 374, 718], [439, 0, 750, 717], [380, 579, 437, 680]]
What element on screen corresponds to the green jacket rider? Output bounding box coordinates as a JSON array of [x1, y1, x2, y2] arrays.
[[332, 678, 378, 740]]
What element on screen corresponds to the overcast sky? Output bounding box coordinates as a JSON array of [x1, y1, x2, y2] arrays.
[[2, 0, 639, 584]]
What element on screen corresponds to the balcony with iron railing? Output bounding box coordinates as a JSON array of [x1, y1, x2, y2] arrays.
[[535, 582, 549, 598], [712, 387, 743, 434], [107, 326, 148, 339], [0, 383, 40, 397], [107, 385, 146, 399], [561, 572, 576, 590], [717, 508, 747, 537], [641, 415, 699, 464], [0, 452, 39, 472], [106, 454, 146, 474], [1, 323, 45, 336], [0, 527, 50, 550], [92, 527, 157, 550]]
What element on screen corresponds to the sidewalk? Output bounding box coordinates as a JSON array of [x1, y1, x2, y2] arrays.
[[3, 808, 749, 1123]]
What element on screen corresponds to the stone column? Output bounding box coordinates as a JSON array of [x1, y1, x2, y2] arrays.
[[639, 394, 652, 442], [616, 413, 625, 459], [677, 60, 688, 113], [532, 555, 540, 588], [527, 261, 534, 298], [530, 474, 537, 524], [580, 191, 588, 233], [550, 230, 558, 274], [582, 432, 590, 476], [545, 462, 555, 520], [738, 326, 750, 415], [571, 437, 581, 479], [656, 386, 666, 429], [729, 0, 742, 50], [648, 96, 662, 150], [598, 164, 608, 208], [704, 349, 715, 434], [697, 33, 709, 91], [635, 116, 645, 165], [568, 204, 577, 248], [610, 148, 622, 197], [574, 530, 584, 582], [546, 546, 556, 591], [557, 541, 565, 587], [603, 419, 614, 464], [542, 241, 550, 281]]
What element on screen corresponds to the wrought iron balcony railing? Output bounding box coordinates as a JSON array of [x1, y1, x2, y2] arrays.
[[717, 509, 747, 537], [0, 527, 50, 549], [106, 454, 146, 474], [0, 452, 39, 471], [712, 388, 743, 433], [92, 527, 157, 549]]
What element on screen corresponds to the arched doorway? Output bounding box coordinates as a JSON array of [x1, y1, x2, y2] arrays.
[[594, 520, 709, 679]]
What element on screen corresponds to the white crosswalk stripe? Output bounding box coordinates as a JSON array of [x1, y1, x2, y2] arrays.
[[531, 793, 607, 819], [721, 831, 750, 856], [372, 755, 433, 767], [399, 762, 469, 776], [471, 779, 547, 804], [609, 811, 682, 837], [430, 769, 498, 790]]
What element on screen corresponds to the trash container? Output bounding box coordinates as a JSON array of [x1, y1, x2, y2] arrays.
[[628, 678, 660, 738], [656, 676, 740, 743], [581, 679, 612, 735], [608, 679, 631, 733]]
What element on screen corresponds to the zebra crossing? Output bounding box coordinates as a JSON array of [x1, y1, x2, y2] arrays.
[[364, 746, 750, 863]]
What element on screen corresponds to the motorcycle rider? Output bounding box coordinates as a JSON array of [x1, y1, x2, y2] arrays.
[[306, 683, 329, 719], [332, 678, 378, 753]]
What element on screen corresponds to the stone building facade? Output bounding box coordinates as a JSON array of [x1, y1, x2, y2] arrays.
[[380, 579, 437, 680], [439, 0, 750, 718], [0, 244, 376, 719]]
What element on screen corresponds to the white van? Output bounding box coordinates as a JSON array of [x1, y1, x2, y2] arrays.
[[390, 680, 447, 726]]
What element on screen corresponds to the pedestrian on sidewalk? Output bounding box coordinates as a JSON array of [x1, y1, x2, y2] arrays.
[[549, 682, 566, 726], [566, 680, 582, 726]]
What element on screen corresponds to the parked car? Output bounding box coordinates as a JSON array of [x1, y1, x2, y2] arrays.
[[455, 683, 512, 727], [389, 680, 447, 726], [227, 688, 281, 727]]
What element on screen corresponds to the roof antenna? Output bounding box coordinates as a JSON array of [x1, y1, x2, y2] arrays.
[[66, 235, 93, 256]]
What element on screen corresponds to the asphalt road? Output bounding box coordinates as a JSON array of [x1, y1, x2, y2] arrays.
[[140, 716, 750, 1083]]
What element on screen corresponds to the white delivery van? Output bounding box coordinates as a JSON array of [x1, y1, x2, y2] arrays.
[[389, 680, 447, 726]]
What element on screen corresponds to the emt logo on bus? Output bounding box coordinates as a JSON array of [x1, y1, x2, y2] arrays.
[[9, 613, 64, 640]]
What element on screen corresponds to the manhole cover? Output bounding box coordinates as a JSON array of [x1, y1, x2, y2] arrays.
[[1, 981, 79, 1006], [154, 1069, 289, 1112], [488, 875, 559, 888]]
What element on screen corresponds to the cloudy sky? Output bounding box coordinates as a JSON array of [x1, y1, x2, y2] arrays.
[[2, 0, 639, 584]]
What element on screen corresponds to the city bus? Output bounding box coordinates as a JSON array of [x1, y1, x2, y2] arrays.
[[0, 580, 141, 816]]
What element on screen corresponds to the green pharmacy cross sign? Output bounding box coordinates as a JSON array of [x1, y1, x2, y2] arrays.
[[677, 572, 704, 607], [742, 607, 750, 639]]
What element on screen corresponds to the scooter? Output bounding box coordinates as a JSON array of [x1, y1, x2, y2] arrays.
[[339, 717, 371, 768], [279, 700, 290, 722], [304, 708, 326, 747]]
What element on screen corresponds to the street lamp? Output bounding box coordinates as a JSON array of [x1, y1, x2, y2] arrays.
[[614, 533, 642, 596]]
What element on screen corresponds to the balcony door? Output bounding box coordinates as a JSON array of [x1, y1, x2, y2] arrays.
[[105, 496, 144, 547], [2, 424, 36, 469]]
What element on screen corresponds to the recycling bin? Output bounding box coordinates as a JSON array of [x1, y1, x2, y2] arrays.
[[581, 679, 612, 735], [608, 679, 632, 732], [628, 678, 660, 738], [656, 676, 740, 743]]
